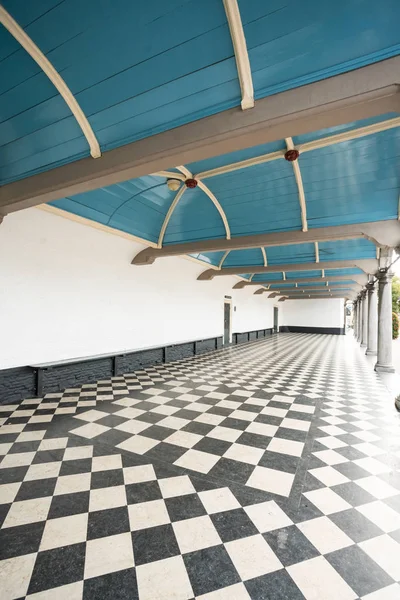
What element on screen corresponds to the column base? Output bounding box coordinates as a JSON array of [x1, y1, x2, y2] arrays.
[[395, 398, 400, 412], [374, 363, 395, 373], [360, 343, 367, 348], [365, 349, 377, 356]]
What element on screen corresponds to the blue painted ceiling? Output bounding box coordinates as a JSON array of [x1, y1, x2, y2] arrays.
[[0, 0, 399, 184]]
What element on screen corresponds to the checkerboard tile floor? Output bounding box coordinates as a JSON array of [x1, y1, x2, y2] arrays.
[[1, 333, 400, 599]]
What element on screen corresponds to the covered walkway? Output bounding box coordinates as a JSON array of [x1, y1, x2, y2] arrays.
[[1, 334, 400, 599]]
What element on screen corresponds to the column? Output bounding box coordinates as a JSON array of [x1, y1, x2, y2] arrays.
[[357, 297, 362, 343], [353, 301, 358, 338], [375, 270, 395, 373], [366, 282, 377, 356], [360, 291, 368, 348]]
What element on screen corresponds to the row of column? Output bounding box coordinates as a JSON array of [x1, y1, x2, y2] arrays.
[[353, 270, 394, 373]]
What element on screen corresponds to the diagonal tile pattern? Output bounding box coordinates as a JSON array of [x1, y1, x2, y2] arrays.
[[1, 333, 400, 599]]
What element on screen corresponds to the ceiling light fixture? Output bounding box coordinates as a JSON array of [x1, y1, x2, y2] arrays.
[[166, 178, 181, 192]]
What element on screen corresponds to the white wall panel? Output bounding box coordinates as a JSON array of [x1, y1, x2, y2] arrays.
[[281, 298, 344, 328], [0, 208, 277, 368]]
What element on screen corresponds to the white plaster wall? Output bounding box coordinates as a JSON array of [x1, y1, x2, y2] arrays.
[[281, 298, 344, 328], [0, 208, 277, 368]]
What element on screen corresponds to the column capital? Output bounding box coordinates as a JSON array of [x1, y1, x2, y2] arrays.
[[376, 269, 394, 284]]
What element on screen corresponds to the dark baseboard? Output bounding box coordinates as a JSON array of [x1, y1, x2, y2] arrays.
[[0, 329, 273, 404], [279, 326, 345, 335]]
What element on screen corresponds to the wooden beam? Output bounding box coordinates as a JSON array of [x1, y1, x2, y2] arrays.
[[1, 57, 399, 216], [198, 259, 378, 280], [132, 220, 400, 264]]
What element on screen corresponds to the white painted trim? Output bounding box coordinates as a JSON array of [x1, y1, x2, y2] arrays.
[[197, 181, 231, 239], [298, 116, 400, 153], [158, 186, 186, 247], [315, 242, 320, 263], [37, 204, 158, 248], [222, 0, 254, 110], [176, 166, 193, 179], [197, 151, 282, 179], [322, 269, 325, 277], [0, 5, 101, 160], [285, 137, 308, 232], [152, 171, 186, 181], [282, 272, 286, 280], [219, 250, 230, 269], [196, 117, 400, 180], [261, 247, 267, 266]]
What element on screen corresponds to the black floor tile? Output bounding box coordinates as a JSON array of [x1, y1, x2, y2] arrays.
[[48, 491, 90, 519], [329, 508, 383, 542], [87, 506, 130, 540], [0, 521, 45, 560], [325, 545, 394, 597], [263, 525, 320, 566], [165, 493, 206, 521], [184, 544, 241, 596], [83, 567, 138, 600], [126, 480, 162, 505], [28, 542, 86, 594], [15, 477, 57, 501], [211, 508, 258, 542], [132, 524, 180, 565], [245, 569, 306, 599]]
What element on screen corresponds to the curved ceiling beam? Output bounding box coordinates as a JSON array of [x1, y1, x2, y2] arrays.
[[315, 242, 320, 263], [222, 0, 254, 110], [218, 250, 230, 269], [261, 247, 268, 266], [176, 166, 193, 178], [197, 181, 231, 239], [285, 137, 307, 232], [152, 171, 186, 181], [158, 186, 186, 247], [132, 221, 400, 265], [197, 151, 283, 180], [197, 259, 379, 279], [0, 5, 101, 160], [247, 276, 365, 289]]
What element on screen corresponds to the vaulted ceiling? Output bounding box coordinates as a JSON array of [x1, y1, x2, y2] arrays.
[[1, 0, 399, 301]]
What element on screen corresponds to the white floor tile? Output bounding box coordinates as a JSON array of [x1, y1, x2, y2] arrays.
[[309, 466, 349, 486], [199, 487, 241, 514], [281, 418, 310, 432], [298, 516, 353, 554], [312, 449, 348, 465], [267, 437, 304, 457], [353, 457, 391, 475], [0, 553, 37, 599], [63, 446, 93, 460], [128, 499, 170, 530], [360, 535, 400, 580], [89, 485, 127, 511], [123, 464, 156, 485], [355, 476, 398, 499], [24, 461, 62, 481], [74, 409, 109, 422], [244, 500, 293, 532], [196, 582, 251, 600], [136, 555, 193, 600], [92, 454, 122, 472], [304, 488, 351, 515], [117, 435, 159, 455], [54, 472, 91, 496], [3, 496, 52, 528], [225, 534, 282, 581], [115, 420, 152, 435], [164, 430, 202, 448], [357, 500, 400, 533], [174, 449, 220, 474], [40, 513, 88, 550], [287, 556, 357, 600], [38, 438, 68, 451], [223, 443, 264, 465], [173, 515, 221, 553], [0, 451, 36, 469], [70, 422, 110, 439], [229, 410, 258, 422], [207, 426, 242, 442], [246, 422, 278, 437], [84, 532, 134, 579], [361, 584, 400, 600], [246, 466, 294, 497], [159, 475, 195, 499], [158, 416, 190, 430]]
